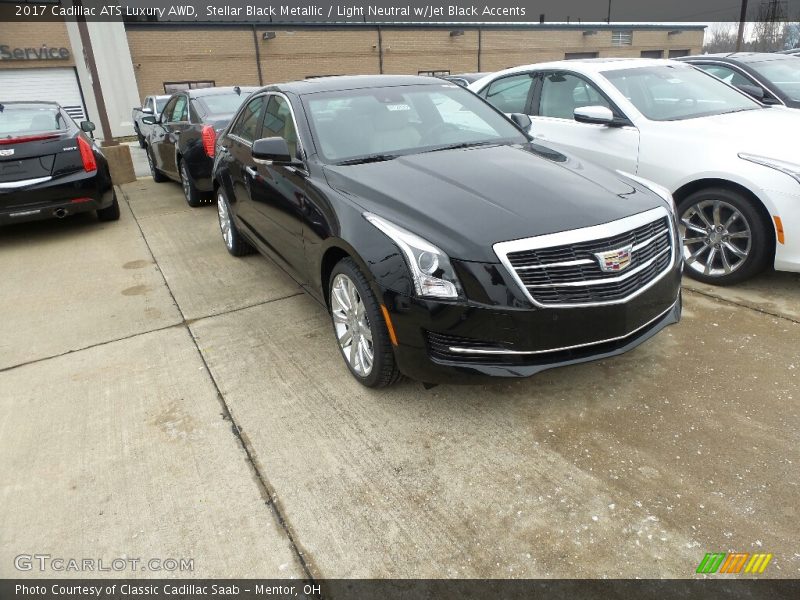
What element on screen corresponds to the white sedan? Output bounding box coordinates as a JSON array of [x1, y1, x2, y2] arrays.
[[470, 59, 800, 285]]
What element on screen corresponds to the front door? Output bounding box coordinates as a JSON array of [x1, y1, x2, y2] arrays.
[[530, 71, 640, 174]]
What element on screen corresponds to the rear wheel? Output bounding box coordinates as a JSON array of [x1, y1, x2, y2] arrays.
[[135, 126, 146, 148], [147, 146, 167, 183], [678, 187, 771, 285], [329, 258, 402, 388], [97, 192, 120, 222], [217, 188, 254, 256], [179, 160, 202, 207]]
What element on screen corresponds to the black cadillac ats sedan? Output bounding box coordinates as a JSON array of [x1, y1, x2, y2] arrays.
[[0, 101, 118, 225], [212, 75, 682, 387]]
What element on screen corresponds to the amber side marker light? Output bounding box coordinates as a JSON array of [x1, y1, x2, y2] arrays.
[[773, 216, 785, 245], [380, 305, 398, 346]]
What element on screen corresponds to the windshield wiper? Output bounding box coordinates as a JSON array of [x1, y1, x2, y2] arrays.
[[423, 140, 498, 153], [336, 153, 399, 166]]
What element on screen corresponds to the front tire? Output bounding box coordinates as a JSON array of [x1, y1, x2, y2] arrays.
[[677, 187, 771, 286], [217, 188, 254, 256], [329, 258, 401, 388], [135, 126, 146, 149]]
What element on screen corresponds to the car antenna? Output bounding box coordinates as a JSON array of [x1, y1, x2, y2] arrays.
[[234, 86, 241, 96]]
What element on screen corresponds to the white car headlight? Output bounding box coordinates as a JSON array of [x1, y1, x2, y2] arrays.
[[617, 170, 676, 214], [364, 213, 461, 299], [739, 153, 800, 184]]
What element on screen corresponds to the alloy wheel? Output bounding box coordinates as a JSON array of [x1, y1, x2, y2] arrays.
[[180, 163, 191, 202], [217, 192, 233, 250], [330, 274, 374, 377], [680, 199, 752, 277]]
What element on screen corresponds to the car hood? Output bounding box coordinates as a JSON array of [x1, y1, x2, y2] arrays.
[[323, 143, 665, 262], [657, 107, 800, 158]]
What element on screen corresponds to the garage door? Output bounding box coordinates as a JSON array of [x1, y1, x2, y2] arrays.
[[0, 68, 87, 122]]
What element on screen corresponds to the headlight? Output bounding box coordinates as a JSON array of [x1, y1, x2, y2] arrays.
[[739, 153, 800, 184], [617, 170, 676, 214], [364, 213, 461, 299]]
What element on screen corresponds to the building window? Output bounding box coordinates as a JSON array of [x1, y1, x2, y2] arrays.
[[612, 30, 633, 46], [418, 70, 451, 77], [565, 52, 599, 60], [641, 50, 664, 58], [668, 49, 690, 58], [163, 80, 215, 93]]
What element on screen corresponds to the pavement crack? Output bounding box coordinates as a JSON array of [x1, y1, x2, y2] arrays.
[[119, 185, 320, 583], [682, 286, 800, 325]]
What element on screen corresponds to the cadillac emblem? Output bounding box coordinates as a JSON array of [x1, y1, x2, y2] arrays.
[[0, 149, 14, 157], [595, 245, 633, 273]]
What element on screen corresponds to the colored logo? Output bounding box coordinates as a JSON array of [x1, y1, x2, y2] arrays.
[[595, 244, 633, 272], [696, 552, 773, 574]]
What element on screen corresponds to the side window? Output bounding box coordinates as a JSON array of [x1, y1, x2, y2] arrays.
[[483, 74, 534, 114], [697, 64, 753, 87], [230, 96, 266, 143], [262, 95, 299, 158], [161, 97, 177, 122], [539, 73, 611, 120], [170, 95, 188, 122]]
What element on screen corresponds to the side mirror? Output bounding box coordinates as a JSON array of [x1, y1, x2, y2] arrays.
[[141, 115, 156, 125], [509, 113, 532, 130], [252, 137, 292, 163], [142, 107, 154, 115], [80, 120, 96, 133], [736, 84, 765, 101], [574, 105, 616, 126]]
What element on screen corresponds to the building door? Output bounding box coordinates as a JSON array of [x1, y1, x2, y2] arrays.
[[0, 67, 87, 122]]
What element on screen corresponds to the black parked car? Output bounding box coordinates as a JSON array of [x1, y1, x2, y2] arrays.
[[212, 75, 682, 387], [0, 101, 118, 225], [143, 86, 257, 206], [678, 53, 800, 108]]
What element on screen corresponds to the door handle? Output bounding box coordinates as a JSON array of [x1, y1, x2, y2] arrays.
[[245, 166, 257, 178]]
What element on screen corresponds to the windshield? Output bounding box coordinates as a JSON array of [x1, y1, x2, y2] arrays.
[[156, 98, 169, 112], [602, 64, 760, 121], [747, 57, 800, 102], [303, 83, 527, 163], [0, 104, 67, 138], [196, 93, 251, 117]]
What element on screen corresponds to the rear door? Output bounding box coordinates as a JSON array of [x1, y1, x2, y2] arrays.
[[222, 94, 267, 232], [157, 94, 189, 177], [529, 70, 640, 173]]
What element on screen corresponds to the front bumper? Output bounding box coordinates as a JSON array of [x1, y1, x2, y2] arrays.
[[381, 264, 682, 384]]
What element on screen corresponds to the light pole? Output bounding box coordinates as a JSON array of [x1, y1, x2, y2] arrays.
[[736, 0, 749, 51]]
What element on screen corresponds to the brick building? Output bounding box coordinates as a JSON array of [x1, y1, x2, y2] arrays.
[[1, 20, 705, 138]]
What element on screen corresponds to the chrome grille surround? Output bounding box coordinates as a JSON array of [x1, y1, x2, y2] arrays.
[[493, 207, 677, 308]]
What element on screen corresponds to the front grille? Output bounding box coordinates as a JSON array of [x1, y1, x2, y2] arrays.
[[496, 208, 674, 307]]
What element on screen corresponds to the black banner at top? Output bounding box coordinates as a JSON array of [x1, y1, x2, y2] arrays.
[[0, 0, 764, 24]]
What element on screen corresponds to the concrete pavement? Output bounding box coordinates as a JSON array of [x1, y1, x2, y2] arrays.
[[0, 179, 797, 580]]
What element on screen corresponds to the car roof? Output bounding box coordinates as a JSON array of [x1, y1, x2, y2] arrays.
[[186, 86, 259, 98], [679, 52, 793, 64], [268, 75, 442, 95], [0, 100, 60, 107], [472, 58, 685, 86]]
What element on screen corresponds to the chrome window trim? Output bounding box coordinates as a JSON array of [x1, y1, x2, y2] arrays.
[[0, 176, 52, 189], [263, 91, 305, 158], [445, 299, 678, 356], [493, 206, 676, 309], [688, 60, 785, 106]]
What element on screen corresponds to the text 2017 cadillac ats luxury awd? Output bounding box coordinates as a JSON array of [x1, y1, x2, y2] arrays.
[[212, 76, 682, 387], [0, 101, 118, 225]]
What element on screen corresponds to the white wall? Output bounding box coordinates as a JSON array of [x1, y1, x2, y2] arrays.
[[65, 20, 139, 140]]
